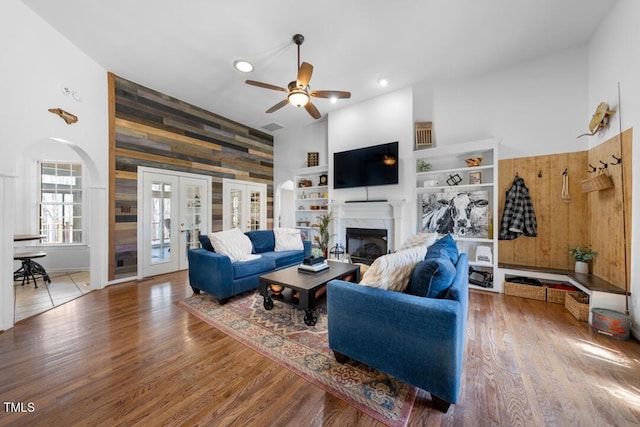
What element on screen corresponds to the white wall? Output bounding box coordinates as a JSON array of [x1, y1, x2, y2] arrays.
[[0, 0, 108, 329], [416, 46, 589, 159], [587, 0, 640, 335], [327, 87, 415, 247], [273, 118, 328, 191]]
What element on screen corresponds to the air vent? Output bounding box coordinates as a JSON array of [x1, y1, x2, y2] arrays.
[[262, 122, 285, 132]]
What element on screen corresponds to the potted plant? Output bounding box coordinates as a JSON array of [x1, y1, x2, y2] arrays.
[[314, 212, 334, 258], [568, 245, 598, 274]]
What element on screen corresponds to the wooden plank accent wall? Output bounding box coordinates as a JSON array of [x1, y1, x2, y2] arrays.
[[498, 150, 588, 270], [498, 129, 632, 291], [108, 73, 274, 280], [588, 129, 632, 289]]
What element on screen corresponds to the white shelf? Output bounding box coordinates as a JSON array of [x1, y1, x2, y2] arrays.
[[296, 198, 328, 202], [417, 183, 494, 192], [296, 185, 328, 191], [453, 236, 493, 243], [417, 164, 494, 177], [295, 209, 329, 213]]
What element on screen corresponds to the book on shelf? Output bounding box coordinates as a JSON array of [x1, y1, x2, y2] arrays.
[[298, 261, 329, 273]]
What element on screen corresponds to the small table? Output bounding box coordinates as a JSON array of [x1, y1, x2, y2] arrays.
[[259, 261, 361, 326]]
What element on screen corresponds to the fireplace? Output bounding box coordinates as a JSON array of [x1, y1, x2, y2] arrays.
[[346, 227, 388, 265]]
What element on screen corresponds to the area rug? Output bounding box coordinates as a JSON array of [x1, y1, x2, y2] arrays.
[[177, 291, 416, 427]]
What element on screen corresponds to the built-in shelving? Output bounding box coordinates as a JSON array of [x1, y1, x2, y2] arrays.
[[293, 165, 329, 245], [414, 139, 500, 292]]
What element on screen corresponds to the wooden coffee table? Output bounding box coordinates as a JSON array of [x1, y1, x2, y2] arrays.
[[259, 261, 360, 326]]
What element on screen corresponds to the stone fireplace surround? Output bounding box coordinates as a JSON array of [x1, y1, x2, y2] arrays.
[[331, 201, 406, 256]]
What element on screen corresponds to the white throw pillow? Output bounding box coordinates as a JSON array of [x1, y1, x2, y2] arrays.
[[209, 228, 253, 262], [273, 227, 304, 252], [397, 232, 438, 251], [359, 245, 428, 292]]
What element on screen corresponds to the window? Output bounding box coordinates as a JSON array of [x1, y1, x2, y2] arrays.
[[39, 162, 83, 244]]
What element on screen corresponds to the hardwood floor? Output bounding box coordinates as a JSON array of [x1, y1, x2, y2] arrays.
[[1, 271, 639, 426]]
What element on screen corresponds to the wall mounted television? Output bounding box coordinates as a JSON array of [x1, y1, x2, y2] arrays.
[[333, 141, 399, 189]]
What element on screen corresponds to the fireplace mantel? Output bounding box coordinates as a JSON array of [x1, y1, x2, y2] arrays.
[[331, 200, 406, 251]]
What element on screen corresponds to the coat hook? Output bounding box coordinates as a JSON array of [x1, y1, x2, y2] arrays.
[[563, 168, 568, 176], [538, 170, 542, 178], [599, 160, 608, 170], [588, 164, 596, 173], [611, 154, 622, 165]]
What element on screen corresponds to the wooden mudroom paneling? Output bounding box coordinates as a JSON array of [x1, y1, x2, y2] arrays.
[[498, 150, 588, 270], [588, 129, 632, 289], [108, 73, 274, 280]]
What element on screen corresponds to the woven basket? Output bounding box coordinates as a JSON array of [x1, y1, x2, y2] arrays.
[[546, 285, 578, 304], [504, 281, 547, 301], [565, 291, 590, 322]]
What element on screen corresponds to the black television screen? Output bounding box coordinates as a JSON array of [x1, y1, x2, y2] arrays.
[[333, 142, 399, 189]]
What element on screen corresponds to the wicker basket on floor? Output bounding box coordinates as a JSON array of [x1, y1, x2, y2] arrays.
[[504, 281, 547, 301], [546, 285, 577, 304], [565, 291, 590, 322]]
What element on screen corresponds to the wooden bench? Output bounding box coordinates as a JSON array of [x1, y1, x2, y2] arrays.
[[496, 263, 628, 324]]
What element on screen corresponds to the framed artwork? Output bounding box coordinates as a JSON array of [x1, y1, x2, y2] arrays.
[[300, 229, 310, 241], [419, 190, 490, 237], [469, 171, 482, 185]]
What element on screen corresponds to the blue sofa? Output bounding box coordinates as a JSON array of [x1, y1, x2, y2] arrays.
[[188, 230, 311, 303], [327, 250, 469, 413]]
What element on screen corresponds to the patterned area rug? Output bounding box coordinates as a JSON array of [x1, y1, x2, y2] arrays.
[[177, 291, 416, 427]]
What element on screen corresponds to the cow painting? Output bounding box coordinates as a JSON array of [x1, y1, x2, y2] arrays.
[[420, 191, 490, 237]]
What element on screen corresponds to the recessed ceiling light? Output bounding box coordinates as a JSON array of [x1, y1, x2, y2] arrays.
[[330, 96, 337, 104], [233, 59, 254, 73], [378, 78, 389, 87]]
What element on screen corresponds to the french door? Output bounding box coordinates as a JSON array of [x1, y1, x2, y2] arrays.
[[222, 178, 267, 231], [139, 168, 211, 278]]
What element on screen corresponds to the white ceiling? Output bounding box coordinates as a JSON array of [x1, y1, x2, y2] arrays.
[[24, 0, 617, 133]]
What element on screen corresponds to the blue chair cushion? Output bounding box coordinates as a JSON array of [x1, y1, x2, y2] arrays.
[[426, 234, 459, 264], [406, 250, 457, 298], [233, 256, 276, 279], [245, 230, 275, 254], [261, 250, 305, 268], [199, 235, 215, 252]]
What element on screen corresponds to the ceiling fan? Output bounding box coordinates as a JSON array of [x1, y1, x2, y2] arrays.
[[245, 34, 351, 119]]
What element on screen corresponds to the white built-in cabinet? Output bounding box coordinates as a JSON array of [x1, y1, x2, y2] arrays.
[[292, 165, 329, 248], [414, 139, 500, 292]]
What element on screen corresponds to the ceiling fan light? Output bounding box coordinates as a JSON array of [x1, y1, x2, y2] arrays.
[[288, 90, 310, 107]]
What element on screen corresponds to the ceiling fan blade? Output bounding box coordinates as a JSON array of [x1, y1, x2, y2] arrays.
[[310, 90, 351, 99], [304, 101, 321, 119], [297, 62, 313, 88], [266, 99, 289, 114], [246, 80, 287, 92]]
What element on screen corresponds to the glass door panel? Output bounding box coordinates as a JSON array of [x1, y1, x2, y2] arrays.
[[249, 189, 262, 230], [179, 177, 209, 270], [150, 182, 172, 264]]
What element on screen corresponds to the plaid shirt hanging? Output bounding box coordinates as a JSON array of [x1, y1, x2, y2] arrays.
[[499, 176, 537, 240]]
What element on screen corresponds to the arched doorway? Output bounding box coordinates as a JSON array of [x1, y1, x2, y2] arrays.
[[2, 137, 107, 329]]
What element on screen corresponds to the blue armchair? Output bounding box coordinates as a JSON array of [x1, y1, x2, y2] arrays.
[[327, 253, 469, 412]]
